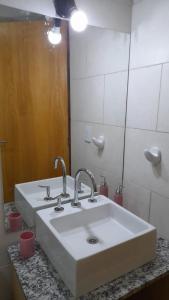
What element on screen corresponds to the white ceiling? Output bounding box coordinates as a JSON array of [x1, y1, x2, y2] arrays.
[[113, 0, 133, 6], [0, 5, 43, 21], [0, 0, 132, 32]]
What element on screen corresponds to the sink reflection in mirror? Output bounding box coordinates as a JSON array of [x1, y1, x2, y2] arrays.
[[15, 176, 91, 228]]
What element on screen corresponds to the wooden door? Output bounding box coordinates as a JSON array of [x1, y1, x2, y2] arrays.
[[0, 20, 70, 203]]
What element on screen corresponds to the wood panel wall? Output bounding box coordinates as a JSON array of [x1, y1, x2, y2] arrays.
[[0, 20, 70, 202]]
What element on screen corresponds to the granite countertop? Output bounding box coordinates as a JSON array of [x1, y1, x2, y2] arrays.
[[8, 238, 169, 300]]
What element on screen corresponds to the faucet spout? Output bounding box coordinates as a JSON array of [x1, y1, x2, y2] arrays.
[[54, 156, 70, 198], [72, 168, 98, 208]]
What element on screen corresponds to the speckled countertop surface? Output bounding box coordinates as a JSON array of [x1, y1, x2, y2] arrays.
[[8, 238, 169, 300]]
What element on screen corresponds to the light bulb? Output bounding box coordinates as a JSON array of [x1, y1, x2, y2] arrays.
[[47, 26, 62, 45], [70, 10, 88, 32]]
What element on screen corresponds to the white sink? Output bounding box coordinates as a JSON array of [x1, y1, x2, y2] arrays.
[[15, 176, 91, 227], [36, 196, 156, 297]]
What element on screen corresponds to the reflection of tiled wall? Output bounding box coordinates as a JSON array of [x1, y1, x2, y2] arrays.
[[70, 26, 130, 198], [124, 0, 169, 240], [0, 152, 21, 299]]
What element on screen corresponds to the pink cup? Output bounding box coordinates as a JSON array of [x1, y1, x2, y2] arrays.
[[20, 231, 35, 259], [8, 212, 22, 232]]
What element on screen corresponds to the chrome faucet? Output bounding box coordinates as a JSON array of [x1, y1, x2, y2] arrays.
[[71, 168, 98, 208], [54, 156, 70, 198]]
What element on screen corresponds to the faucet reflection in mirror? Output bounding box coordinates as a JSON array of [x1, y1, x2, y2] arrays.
[[54, 156, 70, 198]]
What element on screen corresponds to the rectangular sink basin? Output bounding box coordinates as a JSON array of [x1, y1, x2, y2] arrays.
[[15, 176, 91, 227], [36, 196, 156, 297]]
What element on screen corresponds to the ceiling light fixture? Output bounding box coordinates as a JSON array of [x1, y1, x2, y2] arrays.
[[47, 18, 62, 45], [70, 10, 88, 32], [53, 0, 88, 32]]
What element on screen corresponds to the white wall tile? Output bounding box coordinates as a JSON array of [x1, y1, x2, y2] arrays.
[[71, 121, 91, 176], [124, 0, 169, 233], [70, 26, 130, 79], [70, 23, 129, 218], [131, 0, 169, 68], [71, 76, 104, 123], [91, 166, 123, 197], [124, 128, 169, 199], [127, 66, 161, 130], [123, 180, 151, 221], [150, 192, 169, 239], [70, 30, 88, 79], [76, 0, 132, 33], [86, 124, 124, 183], [85, 27, 130, 76], [157, 63, 169, 133], [71, 121, 124, 188], [104, 71, 128, 127]]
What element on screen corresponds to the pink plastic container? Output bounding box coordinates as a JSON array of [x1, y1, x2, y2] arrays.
[[8, 212, 22, 232], [114, 194, 123, 206], [20, 231, 35, 259], [99, 176, 108, 197], [114, 185, 123, 207]]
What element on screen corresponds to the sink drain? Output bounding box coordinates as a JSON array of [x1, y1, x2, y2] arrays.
[[87, 237, 99, 245]]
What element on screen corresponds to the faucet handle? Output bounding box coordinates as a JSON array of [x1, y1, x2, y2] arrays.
[[94, 191, 99, 197], [54, 158, 59, 169], [39, 185, 52, 201], [78, 181, 84, 194], [88, 191, 99, 203], [54, 195, 64, 212]]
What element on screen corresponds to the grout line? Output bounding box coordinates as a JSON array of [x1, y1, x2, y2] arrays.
[[122, 32, 132, 186], [149, 190, 169, 200], [124, 179, 150, 193], [71, 119, 125, 129], [125, 179, 169, 201], [103, 75, 106, 124], [71, 120, 169, 135], [148, 192, 152, 222], [130, 61, 169, 72], [71, 69, 129, 81], [71, 60, 169, 81], [126, 125, 169, 135], [156, 64, 163, 131]]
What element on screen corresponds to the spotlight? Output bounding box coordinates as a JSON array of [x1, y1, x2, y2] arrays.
[[70, 10, 88, 32], [47, 18, 62, 45], [53, 0, 88, 32]]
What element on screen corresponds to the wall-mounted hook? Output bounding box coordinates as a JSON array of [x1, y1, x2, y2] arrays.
[[92, 136, 105, 150], [144, 147, 161, 166]]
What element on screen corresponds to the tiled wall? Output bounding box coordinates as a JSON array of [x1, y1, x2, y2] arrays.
[[70, 26, 130, 198], [124, 0, 169, 240]]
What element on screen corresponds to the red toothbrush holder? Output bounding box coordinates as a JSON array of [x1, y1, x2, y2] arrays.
[[20, 231, 35, 259], [8, 212, 22, 232]]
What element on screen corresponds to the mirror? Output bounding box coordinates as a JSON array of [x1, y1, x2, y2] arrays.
[[70, 25, 130, 195], [0, 4, 131, 232]]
